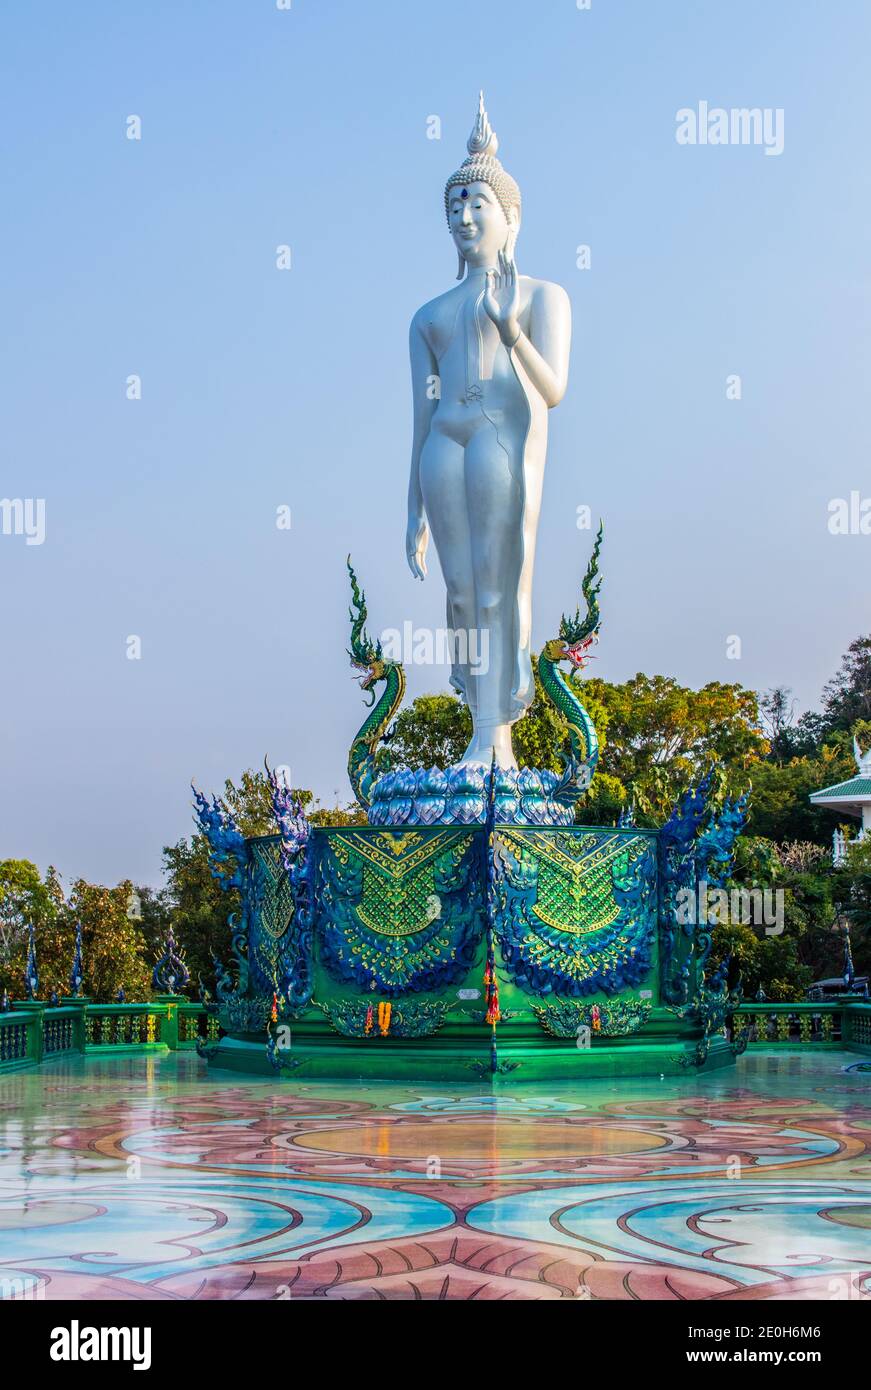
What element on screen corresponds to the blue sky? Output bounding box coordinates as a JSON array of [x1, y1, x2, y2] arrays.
[[1, 0, 869, 887]]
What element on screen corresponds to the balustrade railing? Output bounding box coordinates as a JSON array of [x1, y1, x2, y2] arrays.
[[84, 1007, 161, 1048], [733, 1000, 871, 1050], [43, 1007, 78, 1056], [843, 1004, 871, 1052], [1, 997, 867, 1072], [0, 997, 221, 1073], [0, 1011, 36, 1069]]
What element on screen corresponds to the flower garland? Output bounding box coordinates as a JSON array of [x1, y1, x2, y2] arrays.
[[483, 960, 501, 1025]]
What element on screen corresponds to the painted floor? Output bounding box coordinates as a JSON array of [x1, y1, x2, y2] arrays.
[[1, 1051, 869, 1300]]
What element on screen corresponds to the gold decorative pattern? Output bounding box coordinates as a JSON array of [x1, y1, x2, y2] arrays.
[[329, 828, 471, 880], [251, 839, 294, 939], [499, 830, 649, 936], [357, 863, 443, 939]]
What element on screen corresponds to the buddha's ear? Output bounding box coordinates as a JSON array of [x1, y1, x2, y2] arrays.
[[504, 208, 520, 262], [456, 248, 466, 281]]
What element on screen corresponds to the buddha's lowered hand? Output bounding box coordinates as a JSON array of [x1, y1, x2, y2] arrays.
[[406, 511, 429, 581]]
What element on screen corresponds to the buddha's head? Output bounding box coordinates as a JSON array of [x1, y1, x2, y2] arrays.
[[445, 94, 521, 279]]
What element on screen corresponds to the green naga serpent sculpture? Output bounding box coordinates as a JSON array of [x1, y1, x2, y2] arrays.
[[346, 557, 406, 809], [538, 520, 603, 804], [346, 530, 604, 825]]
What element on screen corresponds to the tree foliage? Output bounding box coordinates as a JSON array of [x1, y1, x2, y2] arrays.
[[382, 694, 471, 771], [66, 879, 151, 1002], [580, 674, 765, 822], [0, 861, 154, 1003], [823, 635, 871, 732], [838, 837, 871, 935], [746, 740, 857, 844], [0, 860, 64, 999], [710, 836, 842, 1002]]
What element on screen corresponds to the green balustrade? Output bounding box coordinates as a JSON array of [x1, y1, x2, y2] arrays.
[[0, 998, 222, 1072], [42, 1006, 79, 1057], [733, 1000, 870, 1050], [0, 1009, 40, 1071], [2, 997, 866, 1073], [843, 1003, 871, 1054]]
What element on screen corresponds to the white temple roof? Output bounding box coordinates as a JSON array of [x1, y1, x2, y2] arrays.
[[810, 739, 871, 816]]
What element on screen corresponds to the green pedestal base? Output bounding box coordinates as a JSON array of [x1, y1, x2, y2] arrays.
[[214, 822, 739, 1085], [207, 1025, 736, 1083]]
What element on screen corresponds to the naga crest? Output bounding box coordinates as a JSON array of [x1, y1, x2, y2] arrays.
[[347, 556, 388, 701], [265, 757, 309, 868], [544, 521, 604, 669]]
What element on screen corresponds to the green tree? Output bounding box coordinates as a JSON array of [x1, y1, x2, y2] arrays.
[[308, 802, 368, 826], [0, 860, 64, 1000], [712, 836, 841, 1002], [65, 879, 151, 1002], [835, 838, 871, 979], [759, 687, 798, 763], [221, 768, 365, 831], [221, 769, 284, 837], [753, 934, 815, 1002], [758, 686, 831, 763], [822, 634, 871, 733], [141, 840, 230, 998], [746, 742, 856, 844], [382, 694, 471, 771], [581, 675, 766, 822]]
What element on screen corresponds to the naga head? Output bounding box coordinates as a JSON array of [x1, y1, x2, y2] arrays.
[[545, 521, 604, 669], [347, 556, 388, 703]]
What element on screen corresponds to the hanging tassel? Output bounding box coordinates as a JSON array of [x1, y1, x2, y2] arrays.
[[271, 992, 278, 1023], [377, 1001, 392, 1036], [485, 977, 501, 1026], [591, 1003, 601, 1033], [365, 1004, 374, 1035]]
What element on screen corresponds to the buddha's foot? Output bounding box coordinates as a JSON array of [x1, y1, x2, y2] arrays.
[[461, 726, 518, 771]]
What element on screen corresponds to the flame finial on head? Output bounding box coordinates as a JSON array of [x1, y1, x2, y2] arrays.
[[467, 91, 498, 159], [444, 92, 521, 228]]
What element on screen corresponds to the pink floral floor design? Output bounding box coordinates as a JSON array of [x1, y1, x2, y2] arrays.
[[1, 1051, 869, 1300]]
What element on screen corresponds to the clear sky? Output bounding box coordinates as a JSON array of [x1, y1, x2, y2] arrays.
[[1, 0, 869, 888]]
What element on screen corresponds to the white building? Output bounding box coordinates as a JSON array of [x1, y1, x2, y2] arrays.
[[810, 737, 871, 865]]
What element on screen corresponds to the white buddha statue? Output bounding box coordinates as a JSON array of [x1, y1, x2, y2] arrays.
[[406, 94, 572, 770]]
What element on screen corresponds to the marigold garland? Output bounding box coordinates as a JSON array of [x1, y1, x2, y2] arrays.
[[485, 976, 501, 1025]]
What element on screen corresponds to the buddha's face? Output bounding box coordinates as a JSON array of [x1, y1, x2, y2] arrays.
[[449, 180, 517, 268]]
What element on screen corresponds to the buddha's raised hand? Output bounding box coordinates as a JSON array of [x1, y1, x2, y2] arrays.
[[483, 250, 521, 346]]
